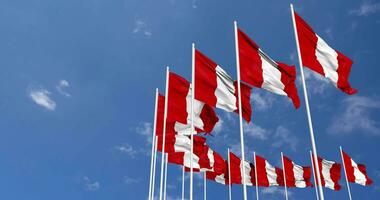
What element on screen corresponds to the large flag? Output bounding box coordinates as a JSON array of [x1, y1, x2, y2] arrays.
[[229, 152, 256, 185], [294, 12, 357, 95], [283, 155, 312, 188], [255, 154, 284, 187], [237, 28, 300, 108], [157, 72, 219, 135], [195, 49, 252, 122], [342, 150, 373, 186], [313, 156, 342, 190]]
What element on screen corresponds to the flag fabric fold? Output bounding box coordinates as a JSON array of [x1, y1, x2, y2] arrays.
[[313, 156, 342, 190], [342, 150, 373, 186], [294, 12, 357, 95], [237, 28, 300, 108], [283, 155, 313, 188]]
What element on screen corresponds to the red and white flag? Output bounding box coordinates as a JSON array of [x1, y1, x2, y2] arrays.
[[313, 156, 342, 190], [229, 152, 256, 186], [157, 134, 206, 153], [206, 155, 229, 185], [237, 28, 300, 108], [255, 155, 284, 187], [195, 49, 252, 122], [294, 12, 357, 95], [283, 155, 312, 188], [342, 150, 373, 186]]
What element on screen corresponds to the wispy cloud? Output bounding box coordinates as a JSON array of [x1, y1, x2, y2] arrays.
[[349, 1, 380, 16], [83, 176, 100, 191], [124, 177, 141, 184], [302, 68, 331, 95], [261, 187, 292, 197], [56, 79, 71, 97], [114, 143, 138, 158], [133, 19, 152, 38], [272, 126, 299, 152], [29, 88, 56, 111], [328, 96, 380, 135], [213, 119, 223, 134], [191, 0, 198, 9], [250, 92, 275, 111], [136, 122, 153, 144], [244, 123, 269, 140]]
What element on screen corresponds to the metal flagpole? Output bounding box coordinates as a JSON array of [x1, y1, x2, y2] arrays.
[[148, 89, 159, 200], [290, 4, 325, 200], [253, 152, 259, 200], [159, 67, 170, 200], [281, 152, 289, 200], [340, 146, 353, 200], [310, 150, 320, 200], [204, 171, 207, 200], [152, 136, 158, 200], [228, 148, 232, 200], [190, 43, 195, 200], [164, 154, 168, 200], [234, 20, 248, 200], [182, 166, 185, 200]]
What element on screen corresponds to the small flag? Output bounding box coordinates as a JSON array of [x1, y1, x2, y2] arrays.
[[229, 152, 256, 185], [255, 154, 284, 187], [342, 150, 373, 186], [313, 155, 342, 190], [283, 155, 313, 188]]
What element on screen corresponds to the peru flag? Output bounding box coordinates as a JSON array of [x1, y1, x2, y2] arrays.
[[229, 152, 256, 186], [294, 12, 357, 95], [255, 155, 284, 187], [342, 150, 373, 186], [283, 155, 312, 188], [237, 28, 300, 108], [157, 134, 206, 153], [313, 156, 342, 190], [206, 156, 229, 185], [195, 49, 252, 122], [164, 72, 219, 134]]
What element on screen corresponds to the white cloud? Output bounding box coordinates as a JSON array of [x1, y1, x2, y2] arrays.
[[213, 119, 223, 134], [250, 92, 275, 111], [56, 79, 71, 97], [83, 176, 100, 191], [350, 1, 380, 16], [114, 143, 138, 158], [133, 19, 152, 37], [272, 126, 299, 152], [136, 122, 153, 144], [302, 68, 331, 95], [328, 96, 380, 135], [244, 123, 269, 140], [124, 177, 141, 184], [29, 88, 56, 111], [261, 187, 292, 197]]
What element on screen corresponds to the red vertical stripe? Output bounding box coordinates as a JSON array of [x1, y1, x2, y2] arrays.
[[255, 155, 269, 187], [233, 81, 252, 122], [283, 156, 296, 187]]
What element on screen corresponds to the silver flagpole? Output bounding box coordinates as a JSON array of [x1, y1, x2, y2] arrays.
[[190, 43, 195, 200], [159, 67, 170, 200], [152, 136, 158, 200], [253, 152, 259, 200], [233, 20, 248, 200], [340, 146, 353, 200], [182, 166, 185, 200], [281, 152, 289, 200], [228, 148, 232, 200], [310, 150, 320, 200], [148, 89, 159, 200], [204, 171, 207, 200], [290, 4, 325, 200], [163, 154, 168, 200]]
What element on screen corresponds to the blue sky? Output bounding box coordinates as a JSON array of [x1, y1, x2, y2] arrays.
[[0, 0, 379, 199]]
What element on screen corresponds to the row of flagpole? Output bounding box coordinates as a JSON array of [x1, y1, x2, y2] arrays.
[[146, 4, 361, 200]]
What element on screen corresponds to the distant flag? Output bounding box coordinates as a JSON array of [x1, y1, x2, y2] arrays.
[[283, 155, 313, 188], [157, 134, 206, 153], [313, 155, 342, 190], [229, 152, 256, 185], [237, 28, 300, 108], [255, 154, 284, 187], [294, 12, 357, 95], [194, 49, 252, 122], [341, 150, 373, 186]]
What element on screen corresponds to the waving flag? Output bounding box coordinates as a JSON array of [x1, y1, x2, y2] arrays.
[[237, 28, 300, 108], [229, 152, 256, 185], [255, 154, 284, 187], [157, 134, 206, 153], [313, 156, 342, 190], [342, 150, 373, 186], [195, 49, 252, 122], [294, 12, 357, 95], [283, 155, 312, 188]]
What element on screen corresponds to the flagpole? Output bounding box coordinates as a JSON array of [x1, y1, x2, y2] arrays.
[[290, 4, 324, 200], [228, 148, 232, 200], [148, 89, 159, 200], [204, 171, 207, 200], [182, 166, 185, 200], [253, 152, 259, 200], [310, 150, 320, 200], [340, 146, 353, 200], [281, 152, 289, 200], [190, 43, 195, 200], [163, 154, 168, 200], [152, 136, 158, 200], [234, 20, 248, 200], [159, 67, 170, 200]]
